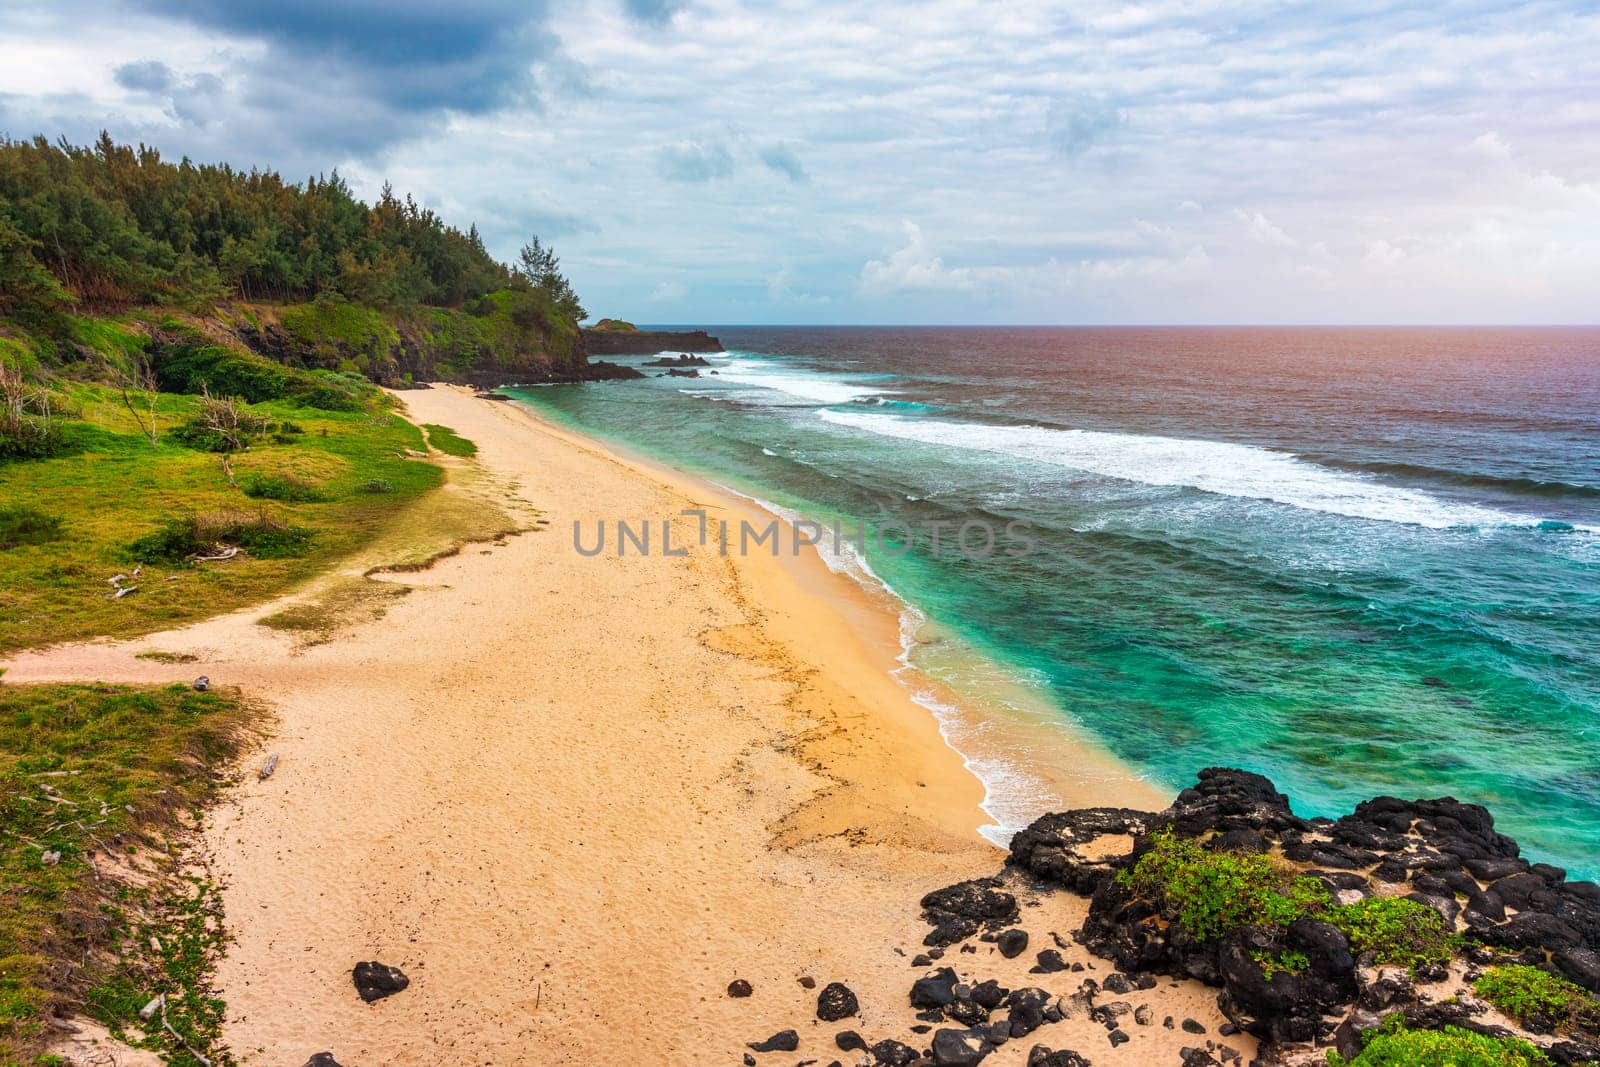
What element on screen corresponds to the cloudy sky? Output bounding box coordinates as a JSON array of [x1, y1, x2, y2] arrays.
[[3, 0, 1597, 324]]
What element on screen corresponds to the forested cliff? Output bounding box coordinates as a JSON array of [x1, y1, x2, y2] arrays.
[[0, 133, 595, 386]]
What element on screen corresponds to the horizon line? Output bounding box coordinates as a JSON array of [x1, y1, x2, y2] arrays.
[[617, 322, 1600, 330]]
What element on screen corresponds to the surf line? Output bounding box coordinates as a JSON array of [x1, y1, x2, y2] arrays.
[[571, 508, 1038, 559]]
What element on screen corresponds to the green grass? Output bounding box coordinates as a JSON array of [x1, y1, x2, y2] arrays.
[[240, 472, 327, 503], [0, 682, 254, 1064], [0, 380, 443, 653], [1473, 965, 1599, 1030], [422, 423, 477, 457], [0, 506, 63, 551], [1324, 897, 1455, 973], [1118, 828, 1332, 942], [1327, 1016, 1554, 1066]]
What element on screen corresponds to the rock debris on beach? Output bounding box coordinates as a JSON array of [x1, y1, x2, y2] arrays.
[[728, 767, 1600, 1065], [350, 961, 409, 1003], [817, 980, 859, 1021], [748, 1029, 800, 1053]]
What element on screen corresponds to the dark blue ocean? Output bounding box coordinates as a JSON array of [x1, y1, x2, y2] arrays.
[[510, 327, 1600, 876]]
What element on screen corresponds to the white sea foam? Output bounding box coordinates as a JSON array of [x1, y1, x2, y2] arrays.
[[820, 408, 1593, 531], [711, 357, 891, 405], [761, 447, 778, 457]]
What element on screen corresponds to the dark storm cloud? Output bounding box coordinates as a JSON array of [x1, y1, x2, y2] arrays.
[[759, 143, 807, 183], [1044, 96, 1125, 159], [132, 0, 554, 114], [113, 59, 175, 93], [622, 0, 684, 25], [657, 139, 733, 182]]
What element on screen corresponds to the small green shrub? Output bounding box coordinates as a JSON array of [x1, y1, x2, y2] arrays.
[[241, 473, 326, 503], [169, 396, 270, 453], [1119, 828, 1331, 941], [0, 417, 64, 460], [422, 423, 477, 457], [1327, 1016, 1553, 1066], [355, 479, 393, 494], [0, 505, 64, 550], [1474, 965, 1598, 1030], [1324, 897, 1454, 973], [127, 510, 312, 564], [1254, 949, 1311, 979]]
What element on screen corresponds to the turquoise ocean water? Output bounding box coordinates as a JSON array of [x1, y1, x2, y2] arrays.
[[508, 327, 1600, 877]]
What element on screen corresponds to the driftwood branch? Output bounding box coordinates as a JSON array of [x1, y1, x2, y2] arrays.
[[155, 994, 214, 1067]]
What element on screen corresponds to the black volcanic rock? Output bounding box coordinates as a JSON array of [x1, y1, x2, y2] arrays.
[[1004, 987, 1052, 1038], [911, 967, 960, 1009], [921, 878, 1020, 947], [727, 978, 752, 998], [643, 354, 712, 367], [748, 1029, 799, 1053], [817, 981, 859, 1021], [351, 961, 409, 1003], [870, 1038, 919, 1065], [302, 1056, 343, 1067], [931, 1026, 994, 1066], [1008, 806, 1157, 894], [971, 979, 1009, 1010], [1029, 950, 1068, 974], [580, 359, 645, 381], [836, 1030, 869, 1053], [734, 768, 1600, 1067]]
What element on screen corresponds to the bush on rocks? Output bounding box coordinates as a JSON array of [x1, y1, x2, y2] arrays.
[[1324, 897, 1455, 973], [1327, 1016, 1554, 1066], [1117, 827, 1331, 941], [1474, 966, 1600, 1032]]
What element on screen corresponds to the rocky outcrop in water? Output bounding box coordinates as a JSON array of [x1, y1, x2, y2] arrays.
[[580, 328, 724, 355], [643, 353, 712, 367]]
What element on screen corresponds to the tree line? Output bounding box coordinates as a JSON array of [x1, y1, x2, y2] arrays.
[[0, 132, 583, 326]]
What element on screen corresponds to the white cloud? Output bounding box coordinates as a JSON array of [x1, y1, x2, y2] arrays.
[[1236, 210, 1297, 249], [860, 222, 985, 294]]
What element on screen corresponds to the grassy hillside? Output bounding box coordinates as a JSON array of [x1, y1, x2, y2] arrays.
[[0, 358, 447, 652]]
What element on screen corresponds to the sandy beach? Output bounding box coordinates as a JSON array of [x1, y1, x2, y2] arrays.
[[3, 385, 1248, 1066]]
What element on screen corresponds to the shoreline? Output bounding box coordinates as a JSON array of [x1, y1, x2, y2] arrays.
[[503, 390, 1171, 839]]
